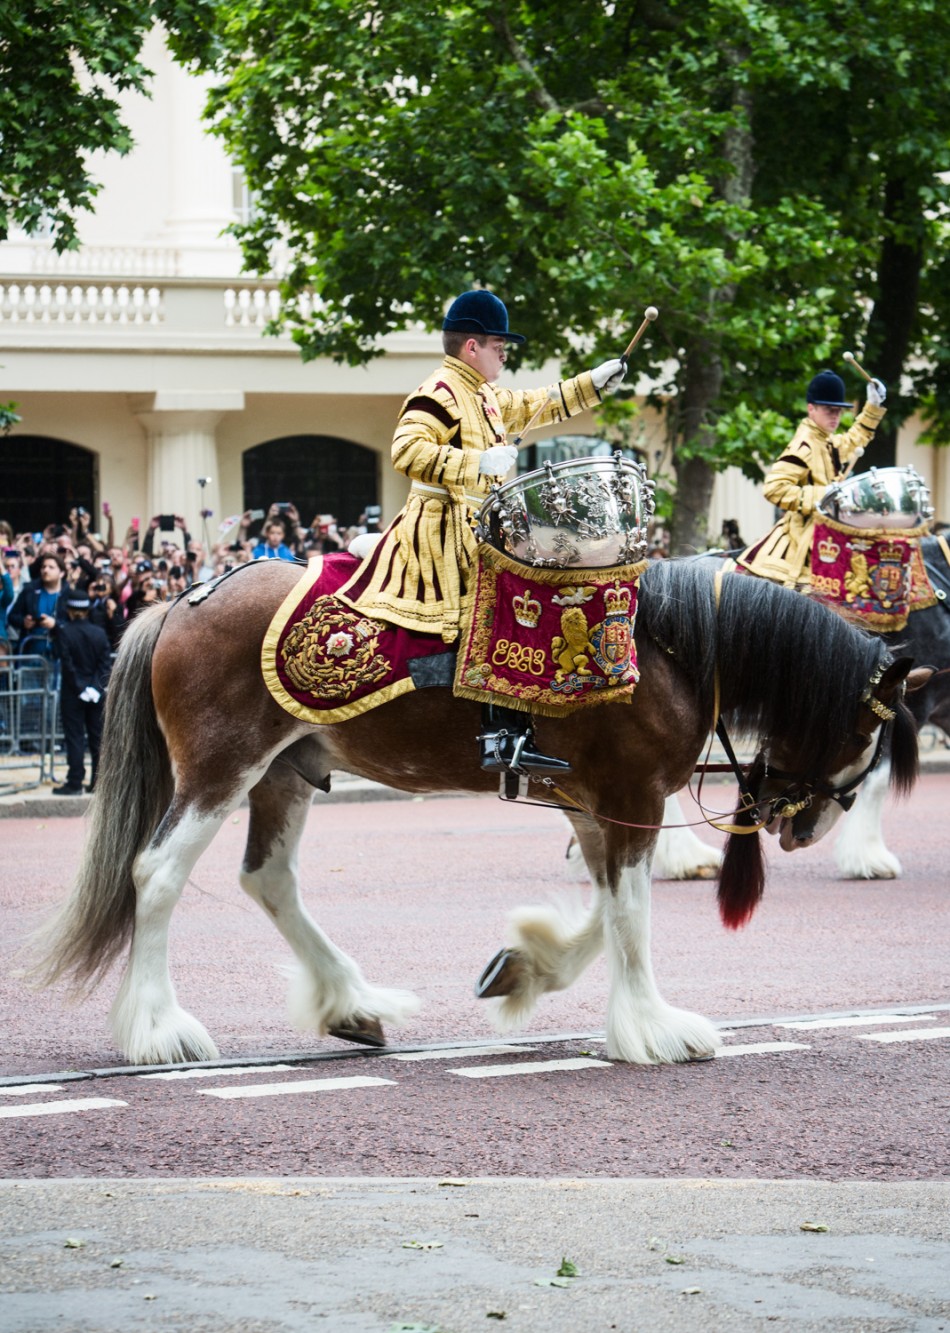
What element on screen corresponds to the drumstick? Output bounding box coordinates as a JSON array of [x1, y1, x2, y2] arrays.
[[621, 306, 659, 362], [513, 387, 561, 448], [843, 350, 874, 384]]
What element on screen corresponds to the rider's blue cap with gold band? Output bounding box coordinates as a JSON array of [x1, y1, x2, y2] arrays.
[[443, 291, 526, 344], [807, 370, 851, 408]]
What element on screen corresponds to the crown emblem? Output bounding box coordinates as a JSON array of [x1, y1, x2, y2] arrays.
[[512, 589, 542, 628], [604, 582, 632, 617], [817, 535, 841, 564], [878, 539, 905, 564]]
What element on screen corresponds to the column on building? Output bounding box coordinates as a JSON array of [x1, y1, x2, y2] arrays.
[[134, 391, 244, 544]]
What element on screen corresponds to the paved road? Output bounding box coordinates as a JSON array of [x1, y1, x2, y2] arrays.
[[2, 777, 948, 1329]]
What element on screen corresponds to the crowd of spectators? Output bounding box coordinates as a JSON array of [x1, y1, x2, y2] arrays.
[[0, 501, 382, 660]]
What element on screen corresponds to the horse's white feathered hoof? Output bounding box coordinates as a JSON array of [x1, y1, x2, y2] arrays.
[[835, 844, 902, 879], [110, 996, 220, 1066]]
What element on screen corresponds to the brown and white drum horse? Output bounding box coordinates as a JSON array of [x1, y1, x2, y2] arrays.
[[31, 558, 926, 1066]]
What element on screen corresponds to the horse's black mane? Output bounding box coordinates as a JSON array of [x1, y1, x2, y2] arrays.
[[637, 557, 887, 771]]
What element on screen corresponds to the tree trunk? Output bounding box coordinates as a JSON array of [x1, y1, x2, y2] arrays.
[[670, 339, 723, 554], [669, 59, 753, 556], [860, 174, 924, 469]]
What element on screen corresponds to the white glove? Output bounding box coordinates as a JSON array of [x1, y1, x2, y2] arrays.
[[79, 687, 101, 703], [590, 358, 627, 393], [866, 378, 887, 406], [479, 444, 518, 475]]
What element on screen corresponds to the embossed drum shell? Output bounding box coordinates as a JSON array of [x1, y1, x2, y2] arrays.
[[478, 455, 652, 568], [820, 466, 933, 531]]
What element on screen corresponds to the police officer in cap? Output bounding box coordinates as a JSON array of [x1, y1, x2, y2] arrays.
[[50, 591, 112, 795], [736, 367, 887, 589], [338, 289, 627, 773]]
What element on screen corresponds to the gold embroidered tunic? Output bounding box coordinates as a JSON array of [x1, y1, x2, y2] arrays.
[[735, 402, 886, 588], [337, 355, 600, 641]]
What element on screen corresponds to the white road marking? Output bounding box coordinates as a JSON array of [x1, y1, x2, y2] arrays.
[[386, 1045, 533, 1062], [0, 1097, 126, 1120], [0, 1085, 64, 1096], [779, 1014, 937, 1031], [714, 1041, 810, 1058], [141, 1064, 295, 1080], [452, 1057, 611, 1079], [857, 1027, 950, 1044], [198, 1075, 396, 1100]]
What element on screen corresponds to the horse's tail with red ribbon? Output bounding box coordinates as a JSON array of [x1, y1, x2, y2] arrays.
[[27, 603, 174, 994]]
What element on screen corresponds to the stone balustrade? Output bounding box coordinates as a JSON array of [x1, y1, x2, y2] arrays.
[[0, 282, 164, 325]]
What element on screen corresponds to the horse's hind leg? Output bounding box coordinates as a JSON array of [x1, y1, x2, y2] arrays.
[[111, 798, 232, 1064], [240, 760, 420, 1045]]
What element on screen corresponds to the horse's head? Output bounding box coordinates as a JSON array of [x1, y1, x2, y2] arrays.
[[718, 654, 931, 931], [751, 656, 932, 851]]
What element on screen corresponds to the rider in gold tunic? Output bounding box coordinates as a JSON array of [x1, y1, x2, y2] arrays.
[[736, 369, 887, 589], [338, 289, 627, 772], [339, 290, 625, 641]]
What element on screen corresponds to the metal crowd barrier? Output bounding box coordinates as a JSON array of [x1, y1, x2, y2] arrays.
[[0, 653, 65, 794]]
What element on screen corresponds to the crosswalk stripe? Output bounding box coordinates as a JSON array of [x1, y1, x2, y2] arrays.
[[0, 1085, 65, 1097], [141, 1064, 295, 1081], [714, 1041, 810, 1058], [857, 1027, 950, 1044], [779, 1014, 936, 1031], [386, 1045, 532, 1062], [452, 1057, 611, 1079], [0, 1097, 126, 1120], [198, 1075, 396, 1100]]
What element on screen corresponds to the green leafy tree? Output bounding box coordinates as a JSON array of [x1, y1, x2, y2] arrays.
[[173, 0, 950, 548], [5, 1, 950, 545], [0, 1, 165, 250]]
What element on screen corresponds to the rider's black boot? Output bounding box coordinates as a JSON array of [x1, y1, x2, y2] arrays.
[[478, 704, 571, 775]]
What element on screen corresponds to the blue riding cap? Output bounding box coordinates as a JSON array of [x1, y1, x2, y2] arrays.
[[807, 370, 851, 408], [442, 291, 525, 344]]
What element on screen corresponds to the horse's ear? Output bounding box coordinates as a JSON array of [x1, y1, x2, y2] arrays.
[[875, 657, 921, 703], [904, 665, 936, 695]]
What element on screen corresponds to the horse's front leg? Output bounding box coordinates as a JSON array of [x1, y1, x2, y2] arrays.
[[833, 760, 900, 879], [603, 852, 721, 1064], [478, 812, 609, 1030], [241, 759, 420, 1045], [654, 792, 722, 880]]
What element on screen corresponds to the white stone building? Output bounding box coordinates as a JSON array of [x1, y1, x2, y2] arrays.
[[1, 30, 944, 550]]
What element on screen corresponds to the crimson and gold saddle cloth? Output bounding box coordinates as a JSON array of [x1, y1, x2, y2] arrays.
[[262, 547, 648, 724], [261, 553, 450, 724]]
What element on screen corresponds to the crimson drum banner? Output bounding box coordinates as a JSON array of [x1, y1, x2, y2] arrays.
[[454, 544, 647, 717]]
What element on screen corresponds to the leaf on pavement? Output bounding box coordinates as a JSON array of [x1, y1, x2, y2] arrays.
[[402, 1239, 444, 1250], [800, 1222, 829, 1233], [556, 1258, 580, 1277]]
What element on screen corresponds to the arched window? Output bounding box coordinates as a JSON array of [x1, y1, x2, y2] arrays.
[[0, 436, 98, 536], [242, 435, 378, 530]]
